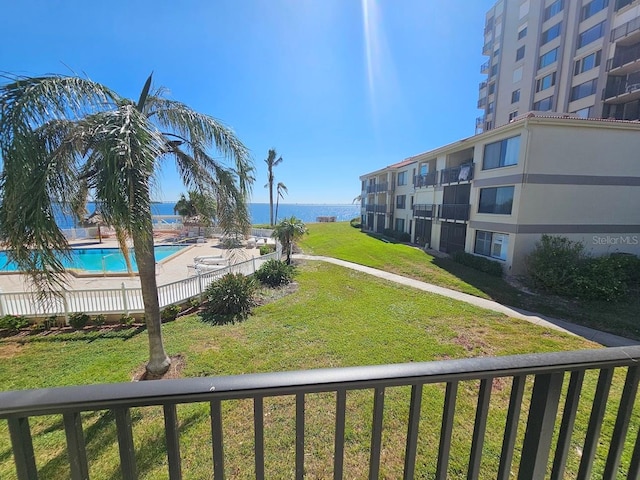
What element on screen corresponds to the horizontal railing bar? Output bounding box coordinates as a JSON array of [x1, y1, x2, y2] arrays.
[[1, 346, 639, 419]]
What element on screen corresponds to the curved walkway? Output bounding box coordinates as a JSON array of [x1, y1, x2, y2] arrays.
[[294, 254, 638, 348]]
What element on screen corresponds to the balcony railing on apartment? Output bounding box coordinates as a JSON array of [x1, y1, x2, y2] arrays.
[[604, 80, 640, 100], [438, 203, 471, 222], [615, 0, 635, 12], [611, 15, 640, 42], [480, 60, 491, 74], [607, 44, 640, 71], [440, 163, 474, 185], [413, 204, 436, 218], [477, 97, 487, 108], [365, 182, 389, 194], [365, 204, 388, 214], [2, 346, 640, 479], [482, 40, 493, 55], [413, 172, 438, 188]]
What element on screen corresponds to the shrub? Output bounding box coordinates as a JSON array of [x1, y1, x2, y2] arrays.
[[120, 314, 135, 326], [161, 304, 181, 322], [0, 315, 30, 332], [255, 259, 295, 287], [608, 253, 640, 287], [573, 256, 628, 302], [260, 244, 276, 256], [189, 297, 201, 309], [44, 315, 59, 329], [92, 314, 107, 326], [452, 251, 503, 277], [525, 235, 584, 295], [201, 273, 256, 325], [399, 232, 411, 243], [68, 312, 90, 329], [350, 217, 362, 228]]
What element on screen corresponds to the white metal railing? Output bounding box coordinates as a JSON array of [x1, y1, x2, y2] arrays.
[[0, 252, 279, 320]]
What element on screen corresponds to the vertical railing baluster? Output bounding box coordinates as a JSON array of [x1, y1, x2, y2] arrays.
[[334, 389, 347, 480], [435, 381, 458, 480], [114, 408, 137, 480], [253, 397, 265, 480], [626, 420, 640, 479], [63, 412, 89, 480], [296, 393, 305, 480], [210, 399, 225, 480], [577, 367, 615, 479], [8, 417, 38, 480], [551, 370, 585, 480], [369, 387, 385, 480], [497, 375, 525, 480], [603, 366, 640, 479], [517, 372, 564, 480], [468, 378, 492, 479], [163, 404, 182, 480], [403, 384, 423, 480]]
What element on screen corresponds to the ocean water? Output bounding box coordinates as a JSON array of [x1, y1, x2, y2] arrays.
[[57, 203, 360, 228]]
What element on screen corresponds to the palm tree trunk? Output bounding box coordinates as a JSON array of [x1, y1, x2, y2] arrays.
[[275, 196, 280, 224], [132, 209, 171, 376], [269, 181, 274, 226]]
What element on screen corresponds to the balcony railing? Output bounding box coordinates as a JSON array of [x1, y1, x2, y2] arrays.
[[480, 60, 490, 74], [413, 172, 438, 188], [2, 346, 640, 479], [477, 97, 487, 108], [604, 80, 640, 99], [365, 182, 389, 194], [438, 203, 471, 221], [440, 163, 474, 184], [413, 203, 436, 218], [611, 15, 640, 42], [607, 44, 640, 71]]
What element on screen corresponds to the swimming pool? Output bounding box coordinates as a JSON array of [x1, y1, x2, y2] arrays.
[[0, 245, 187, 274]]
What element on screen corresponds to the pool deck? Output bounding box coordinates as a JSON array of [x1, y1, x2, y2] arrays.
[[0, 237, 267, 293]]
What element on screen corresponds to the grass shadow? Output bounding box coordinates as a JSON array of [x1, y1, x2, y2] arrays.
[[2, 326, 146, 345]]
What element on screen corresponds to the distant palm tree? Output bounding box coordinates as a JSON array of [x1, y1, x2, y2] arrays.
[[271, 216, 308, 265], [264, 148, 283, 226], [0, 73, 254, 375], [274, 181, 288, 224]]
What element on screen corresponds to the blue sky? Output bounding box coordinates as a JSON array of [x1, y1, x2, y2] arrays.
[[1, 0, 495, 204]]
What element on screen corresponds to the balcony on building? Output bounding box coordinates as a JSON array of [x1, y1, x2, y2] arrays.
[[440, 148, 475, 185], [482, 39, 493, 56], [413, 203, 436, 219], [413, 171, 438, 188], [365, 181, 389, 194], [615, 0, 636, 12], [606, 41, 640, 75], [480, 60, 491, 74], [611, 15, 640, 46], [603, 72, 640, 104], [437, 203, 471, 222]]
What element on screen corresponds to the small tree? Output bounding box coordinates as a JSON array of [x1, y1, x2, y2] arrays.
[[271, 216, 308, 264], [264, 149, 283, 226]]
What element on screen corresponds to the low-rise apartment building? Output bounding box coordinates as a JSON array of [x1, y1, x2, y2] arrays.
[[359, 114, 640, 275]]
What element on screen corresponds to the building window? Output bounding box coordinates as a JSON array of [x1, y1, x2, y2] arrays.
[[397, 171, 407, 186], [488, 83, 496, 95], [574, 50, 601, 75], [478, 186, 515, 214], [573, 106, 593, 118], [533, 95, 553, 111], [475, 231, 509, 260], [520, 0, 530, 18], [581, 0, 609, 20], [511, 89, 521, 103], [541, 22, 562, 45], [395, 218, 405, 232], [536, 71, 556, 92], [508, 110, 519, 122], [516, 46, 526, 61], [513, 66, 523, 83], [616, 0, 633, 10], [396, 195, 406, 209], [570, 78, 598, 101], [578, 21, 605, 48], [490, 64, 499, 77], [544, 0, 564, 21], [518, 26, 528, 40], [488, 101, 495, 113], [483, 136, 521, 170], [538, 48, 558, 69]]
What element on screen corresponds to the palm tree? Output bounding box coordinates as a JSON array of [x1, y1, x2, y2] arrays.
[[271, 216, 308, 264], [0, 73, 253, 375], [274, 181, 288, 224], [264, 148, 283, 226]]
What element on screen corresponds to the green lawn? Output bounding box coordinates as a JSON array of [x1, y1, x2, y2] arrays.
[[299, 222, 640, 340], [1, 261, 636, 478]]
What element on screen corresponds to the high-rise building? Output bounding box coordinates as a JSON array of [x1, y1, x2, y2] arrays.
[[477, 0, 640, 133]]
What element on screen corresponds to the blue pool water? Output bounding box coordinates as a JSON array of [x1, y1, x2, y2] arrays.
[[0, 245, 186, 274]]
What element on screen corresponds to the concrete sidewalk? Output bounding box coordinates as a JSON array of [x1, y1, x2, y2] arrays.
[[294, 254, 638, 348]]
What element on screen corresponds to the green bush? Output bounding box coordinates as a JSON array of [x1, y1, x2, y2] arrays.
[[44, 315, 59, 329], [399, 232, 411, 242], [0, 315, 30, 332], [68, 312, 90, 329], [260, 244, 276, 256], [201, 273, 256, 325], [161, 304, 181, 322], [92, 314, 107, 326], [573, 256, 628, 302], [608, 253, 640, 287], [452, 251, 503, 277], [255, 259, 295, 287], [120, 314, 135, 326], [525, 235, 584, 295], [350, 217, 362, 228]]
